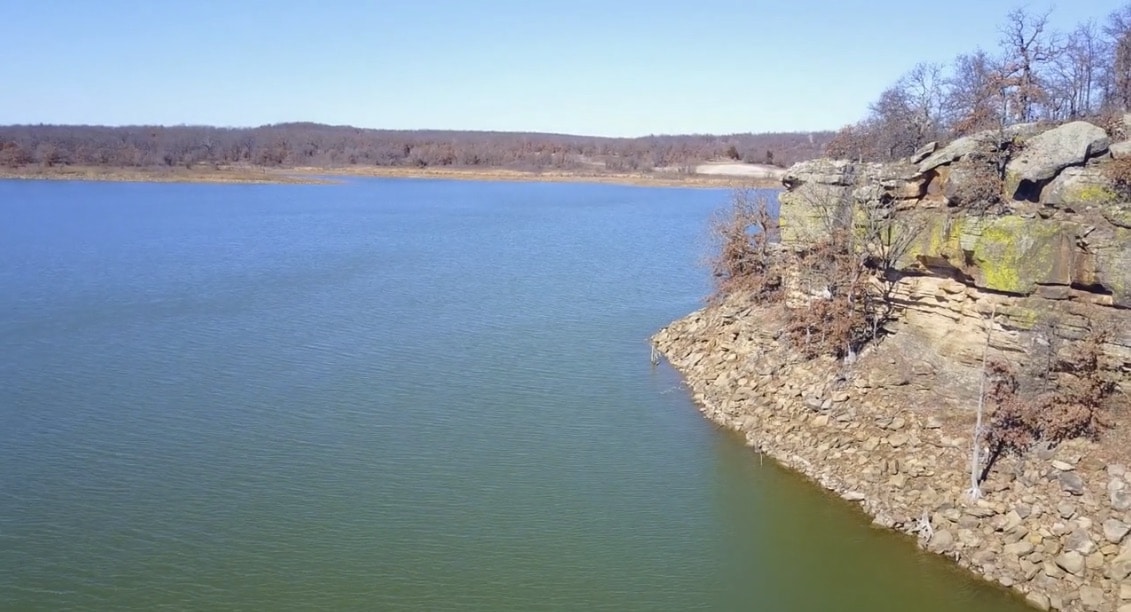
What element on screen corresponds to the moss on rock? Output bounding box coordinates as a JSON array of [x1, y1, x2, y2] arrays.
[[971, 216, 1076, 294]]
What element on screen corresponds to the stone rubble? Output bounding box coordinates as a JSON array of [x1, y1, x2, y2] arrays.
[[657, 119, 1131, 610], [653, 294, 1130, 612]]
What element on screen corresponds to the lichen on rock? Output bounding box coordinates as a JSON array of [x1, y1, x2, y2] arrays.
[[656, 118, 1131, 612]]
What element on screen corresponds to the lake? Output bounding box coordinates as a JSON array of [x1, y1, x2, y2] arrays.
[[0, 178, 1029, 610]]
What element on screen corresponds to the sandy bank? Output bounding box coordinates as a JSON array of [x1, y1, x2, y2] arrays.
[[693, 162, 787, 179]]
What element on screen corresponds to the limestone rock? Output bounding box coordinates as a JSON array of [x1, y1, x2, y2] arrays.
[[929, 529, 955, 553], [918, 131, 993, 173], [911, 142, 938, 164], [1078, 585, 1105, 611], [1040, 166, 1118, 208], [1026, 592, 1051, 610], [1052, 460, 1075, 471], [1114, 543, 1131, 581], [1059, 471, 1087, 496], [1106, 519, 1131, 545], [1056, 550, 1086, 575], [1006, 121, 1110, 189], [1066, 529, 1096, 555], [887, 433, 909, 448], [1004, 540, 1034, 556], [1113, 481, 1131, 511]]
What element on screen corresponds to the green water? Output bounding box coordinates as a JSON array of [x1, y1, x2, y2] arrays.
[[0, 179, 1029, 610]]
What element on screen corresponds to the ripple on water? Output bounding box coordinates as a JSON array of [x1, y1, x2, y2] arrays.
[[0, 180, 1030, 611]]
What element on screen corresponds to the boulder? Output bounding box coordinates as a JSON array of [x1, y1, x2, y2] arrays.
[[1105, 518, 1131, 544], [941, 162, 999, 207], [1040, 166, 1118, 208], [917, 124, 1043, 174], [1115, 543, 1131, 581], [782, 158, 859, 189], [1111, 140, 1131, 159], [918, 132, 990, 174], [779, 159, 862, 243], [1006, 121, 1110, 193], [911, 141, 938, 164]]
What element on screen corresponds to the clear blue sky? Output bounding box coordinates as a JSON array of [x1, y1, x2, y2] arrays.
[[2, 0, 1125, 136]]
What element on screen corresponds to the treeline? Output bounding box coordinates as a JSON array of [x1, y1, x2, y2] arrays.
[[828, 3, 1131, 161], [0, 123, 833, 173]]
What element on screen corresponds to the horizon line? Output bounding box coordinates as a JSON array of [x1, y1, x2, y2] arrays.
[[0, 121, 840, 140]]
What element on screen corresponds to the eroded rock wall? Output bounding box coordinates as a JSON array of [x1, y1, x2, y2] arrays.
[[655, 118, 1131, 611], [779, 119, 1131, 373]]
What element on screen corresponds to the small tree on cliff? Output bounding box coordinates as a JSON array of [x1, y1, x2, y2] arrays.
[[965, 314, 1120, 494], [708, 189, 782, 304], [984, 320, 1117, 456], [785, 182, 923, 359]]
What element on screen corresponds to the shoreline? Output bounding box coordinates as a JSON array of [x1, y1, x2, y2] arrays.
[[0, 164, 783, 189], [653, 296, 1131, 612], [304, 165, 782, 188]]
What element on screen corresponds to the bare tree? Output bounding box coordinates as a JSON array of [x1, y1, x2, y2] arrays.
[[969, 306, 997, 501], [902, 62, 948, 141], [946, 50, 1010, 135], [1048, 21, 1105, 118], [708, 189, 783, 304], [825, 123, 872, 162], [998, 6, 1061, 122], [1104, 3, 1131, 110]]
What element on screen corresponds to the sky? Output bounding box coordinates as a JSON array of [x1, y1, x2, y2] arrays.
[[2, 0, 1127, 137]]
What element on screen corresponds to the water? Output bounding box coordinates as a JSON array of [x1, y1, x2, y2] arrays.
[[0, 179, 1028, 611]]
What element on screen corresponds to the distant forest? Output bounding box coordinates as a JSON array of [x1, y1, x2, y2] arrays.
[[0, 123, 834, 173]]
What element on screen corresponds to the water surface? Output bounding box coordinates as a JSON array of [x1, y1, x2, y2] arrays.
[[0, 179, 1028, 610]]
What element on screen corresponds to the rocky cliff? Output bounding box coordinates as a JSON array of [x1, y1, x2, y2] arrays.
[[779, 119, 1131, 372], [654, 119, 1131, 611]]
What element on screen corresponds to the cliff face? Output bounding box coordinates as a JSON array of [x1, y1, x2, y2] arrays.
[[780, 119, 1131, 372], [654, 119, 1131, 612]]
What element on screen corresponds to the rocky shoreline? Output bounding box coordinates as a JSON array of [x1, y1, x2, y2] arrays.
[[653, 295, 1131, 612]]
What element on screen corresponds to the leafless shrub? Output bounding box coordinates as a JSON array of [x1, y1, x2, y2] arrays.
[[1097, 109, 1127, 141], [949, 157, 1005, 210], [1101, 156, 1131, 199], [985, 323, 1117, 456], [708, 189, 783, 304], [783, 181, 925, 359], [785, 229, 875, 359]]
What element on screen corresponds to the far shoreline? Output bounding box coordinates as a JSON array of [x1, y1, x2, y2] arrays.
[[0, 164, 785, 190]]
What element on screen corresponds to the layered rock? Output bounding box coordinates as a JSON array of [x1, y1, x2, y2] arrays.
[[778, 119, 1131, 364], [655, 119, 1131, 611]]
